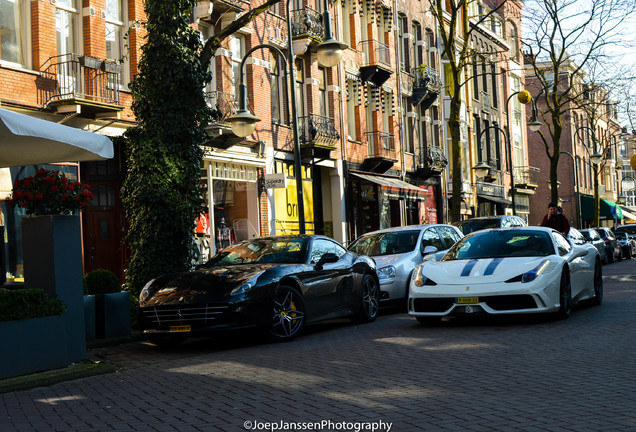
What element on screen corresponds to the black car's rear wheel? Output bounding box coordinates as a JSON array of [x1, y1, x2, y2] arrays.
[[556, 269, 572, 319], [590, 259, 603, 306], [352, 274, 379, 323], [268, 285, 305, 342]]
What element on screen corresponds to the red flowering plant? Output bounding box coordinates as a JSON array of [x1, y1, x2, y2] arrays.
[[4, 168, 94, 216]]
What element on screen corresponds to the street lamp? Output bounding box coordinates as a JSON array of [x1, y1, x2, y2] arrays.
[[472, 161, 491, 178], [560, 151, 581, 228], [574, 125, 602, 226], [228, 0, 347, 235], [474, 91, 540, 216]]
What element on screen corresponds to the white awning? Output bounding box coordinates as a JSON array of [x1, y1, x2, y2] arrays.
[[0, 107, 114, 168], [350, 172, 424, 196], [621, 207, 636, 222]]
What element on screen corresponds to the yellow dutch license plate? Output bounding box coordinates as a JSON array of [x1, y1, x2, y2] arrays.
[[457, 297, 479, 304], [170, 325, 191, 333]]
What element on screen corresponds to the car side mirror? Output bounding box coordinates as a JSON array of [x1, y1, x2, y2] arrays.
[[315, 253, 339, 269], [421, 245, 438, 256]]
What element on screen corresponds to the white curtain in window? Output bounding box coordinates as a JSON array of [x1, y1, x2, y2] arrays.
[[0, 0, 25, 64]]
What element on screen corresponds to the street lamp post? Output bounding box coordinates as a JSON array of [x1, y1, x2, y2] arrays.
[[559, 151, 581, 228], [228, 0, 347, 235], [474, 93, 540, 216], [574, 125, 603, 226]]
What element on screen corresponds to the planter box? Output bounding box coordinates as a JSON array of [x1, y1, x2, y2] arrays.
[[95, 292, 130, 339], [0, 316, 69, 379]]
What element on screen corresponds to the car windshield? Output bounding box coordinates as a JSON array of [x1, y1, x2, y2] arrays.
[[205, 238, 308, 266], [616, 232, 628, 240], [349, 230, 420, 256], [443, 230, 554, 260], [455, 219, 500, 235], [594, 229, 608, 239]]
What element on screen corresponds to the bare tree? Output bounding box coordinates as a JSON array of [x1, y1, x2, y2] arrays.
[[523, 0, 636, 209], [429, 0, 509, 222]]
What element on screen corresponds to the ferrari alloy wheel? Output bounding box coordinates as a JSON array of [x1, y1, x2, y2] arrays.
[[556, 270, 572, 319], [590, 259, 603, 306], [269, 285, 305, 342], [353, 274, 379, 323]]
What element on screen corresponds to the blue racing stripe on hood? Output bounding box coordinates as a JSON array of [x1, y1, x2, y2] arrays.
[[484, 257, 504, 275], [461, 259, 479, 276]]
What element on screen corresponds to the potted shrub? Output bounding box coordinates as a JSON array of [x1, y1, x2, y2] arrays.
[[4, 168, 95, 363], [0, 288, 68, 379], [84, 269, 130, 339]]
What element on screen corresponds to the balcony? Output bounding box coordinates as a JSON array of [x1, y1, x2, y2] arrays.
[[411, 66, 443, 110], [291, 7, 324, 41], [359, 40, 393, 87], [204, 91, 244, 149], [415, 145, 447, 179], [297, 114, 339, 160], [37, 53, 123, 116], [195, 0, 245, 23], [360, 131, 397, 173], [513, 166, 540, 189]]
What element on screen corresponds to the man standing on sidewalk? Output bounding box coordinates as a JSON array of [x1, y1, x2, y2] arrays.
[[540, 202, 570, 235]]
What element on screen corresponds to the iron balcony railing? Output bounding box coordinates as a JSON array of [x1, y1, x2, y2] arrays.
[[365, 131, 395, 158], [361, 39, 391, 68], [38, 53, 121, 106], [291, 6, 324, 40], [419, 145, 447, 171], [298, 114, 340, 147], [205, 91, 239, 124], [412, 66, 443, 93], [513, 166, 540, 188]]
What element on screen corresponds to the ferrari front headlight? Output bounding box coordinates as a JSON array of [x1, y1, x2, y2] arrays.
[[506, 259, 552, 284], [139, 278, 156, 303], [230, 271, 265, 295], [412, 265, 437, 287]]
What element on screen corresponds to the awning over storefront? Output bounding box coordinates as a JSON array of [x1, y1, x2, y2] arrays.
[[0, 107, 114, 168], [350, 172, 423, 199], [580, 194, 623, 220], [477, 195, 512, 206]]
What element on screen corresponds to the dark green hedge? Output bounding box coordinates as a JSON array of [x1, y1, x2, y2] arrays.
[[0, 289, 66, 322]]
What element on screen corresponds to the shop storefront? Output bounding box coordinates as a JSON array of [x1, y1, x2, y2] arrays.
[[347, 171, 425, 242], [200, 157, 264, 260], [476, 182, 511, 216], [271, 160, 315, 235]]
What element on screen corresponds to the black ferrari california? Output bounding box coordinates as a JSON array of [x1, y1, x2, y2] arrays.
[[139, 235, 380, 345]]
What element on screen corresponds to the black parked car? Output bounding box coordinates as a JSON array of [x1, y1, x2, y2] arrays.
[[594, 227, 623, 263], [580, 228, 609, 264], [139, 235, 380, 346]]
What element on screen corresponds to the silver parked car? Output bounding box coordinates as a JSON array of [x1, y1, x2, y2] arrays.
[[348, 224, 463, 304], [569, 227, 607, 263], [580, 228, 609, 264]]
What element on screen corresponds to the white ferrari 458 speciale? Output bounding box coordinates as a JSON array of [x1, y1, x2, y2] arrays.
[[408, 227, 603, 323]]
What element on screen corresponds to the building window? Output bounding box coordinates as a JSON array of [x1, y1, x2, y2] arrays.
[[230, 34, 245, 98], [402, 96, 414, 154], [398, 14, 410, 72], [270, 52, 285, 123], [295, 59, 306, 118], [413, 22, 423, 68], [474, 114, 483, 162], [55, 0, 80, 56], [0, 0, 30, 67], [318, 67, 328, 117], [491, 64, 498, 109], [508, 22, 518, 61], [472, 57, 479, 99], [346, 79, 359, 141], [105, 0, 124, 62], [426, 29, 436, 70]]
